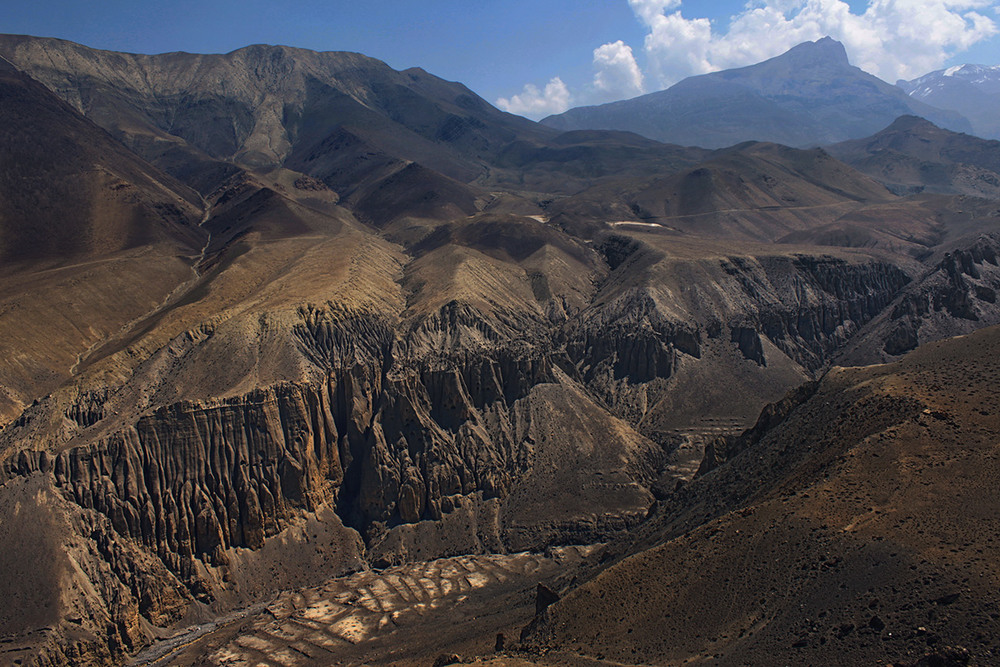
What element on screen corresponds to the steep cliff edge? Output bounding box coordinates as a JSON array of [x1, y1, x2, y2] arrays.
[[840, 232, 1000, 365], [569, 234, 911, 455]]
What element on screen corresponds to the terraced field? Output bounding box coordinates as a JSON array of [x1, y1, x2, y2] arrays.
[[136, 549, 594, 666]]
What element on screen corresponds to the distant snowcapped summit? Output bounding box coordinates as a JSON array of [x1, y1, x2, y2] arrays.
[[944, 64, 1000, 82], [905, 64, 1000, 94], [898, 65, 1000, 139]]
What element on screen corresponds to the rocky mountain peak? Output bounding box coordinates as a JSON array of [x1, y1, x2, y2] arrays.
[[542, 36, 970, 148], [780, 36, 850, 67]]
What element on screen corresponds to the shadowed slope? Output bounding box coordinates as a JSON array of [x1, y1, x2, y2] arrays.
[[0, 62, 204, 423], [0, 35, 712, 220], [0, 64, 202, 264], [0, 36, 549, 186]]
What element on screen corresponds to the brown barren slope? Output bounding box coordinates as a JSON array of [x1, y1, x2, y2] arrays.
[[524, 324, 1000, 665], [827, 115, 1000, 198], [548, 142, 896, 242], [0, 61, 204, 424]]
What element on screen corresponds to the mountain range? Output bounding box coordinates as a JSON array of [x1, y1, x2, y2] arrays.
[[542, 37, 972, 148], [0, 33, 999, 667]]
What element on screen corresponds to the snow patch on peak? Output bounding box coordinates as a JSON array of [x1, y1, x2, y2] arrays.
[[944, 65, 964, 77]]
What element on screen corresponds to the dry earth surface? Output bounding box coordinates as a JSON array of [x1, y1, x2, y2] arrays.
[[0, 34, 999, 667]]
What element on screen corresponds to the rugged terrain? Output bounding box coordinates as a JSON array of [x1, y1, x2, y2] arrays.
[[520, 323, 1000, 666], [0, 35, 999, 666], [118, 324, 1000, 666]]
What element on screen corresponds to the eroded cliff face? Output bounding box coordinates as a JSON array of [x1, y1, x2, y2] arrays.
[[0, 241, 918, 665], [0, 304, 653, 663], [755, 256, 911, 368], [840, 233, 1000, 365], [521, 325, 1000, 667], [4, 327, 600, 556], [884, 235, 1000, 353], [565, 242, 911, 438]]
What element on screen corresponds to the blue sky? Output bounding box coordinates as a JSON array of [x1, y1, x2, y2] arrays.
[[3, 0, 999, 119], [0, 1, 646, 97]]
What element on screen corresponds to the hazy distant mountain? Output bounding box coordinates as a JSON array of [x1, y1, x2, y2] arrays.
[[898, 64, 1000, 139], [827, 115, 1000, 198], [542, 38, 972, 149], [547, 141, 896, 243]]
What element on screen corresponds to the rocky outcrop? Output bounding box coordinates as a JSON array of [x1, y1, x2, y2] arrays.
[[341, 351, 558, 532], [64, 389, 111, 429], [882, 236, 1000, 356], [1, 299, 651, 575], [6, 383, 344, 575], [730, 325, 766, 365], [558, 253, 909, 439], [567, 290, 700, 382], [1, 331, 647, 665], [293, 304, 395, 370], [4, 359, 550, 563]]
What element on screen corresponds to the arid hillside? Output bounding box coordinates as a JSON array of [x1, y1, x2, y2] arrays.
[[0, 35, 999, 666], [521, 323, 1000, 666]]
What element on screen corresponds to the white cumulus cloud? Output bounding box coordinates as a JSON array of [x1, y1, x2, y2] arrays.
[[629, 0, 683, 24], [496, 0, 997, 118], [496, 77, 572, 118], [630, 0, 999, 87], [592, 40, 646, 101]]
